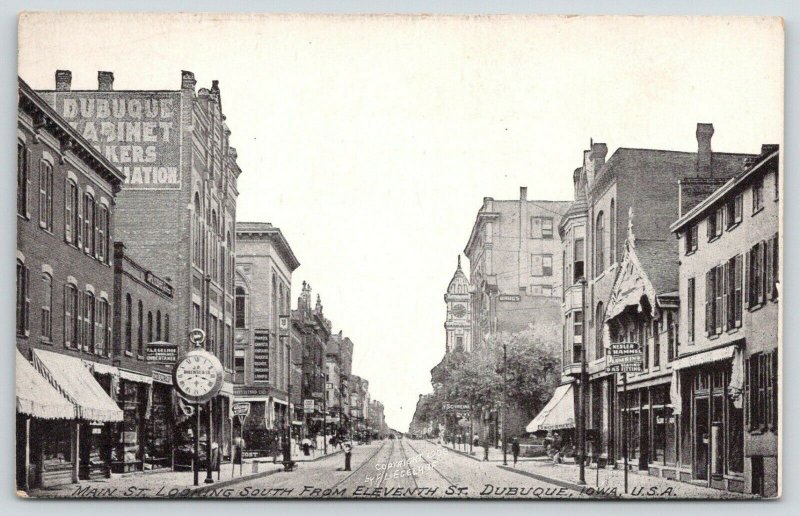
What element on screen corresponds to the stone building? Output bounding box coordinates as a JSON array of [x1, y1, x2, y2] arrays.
[[444, 256, 472, 353], [670, 146, 779, 496], [234, 222, 300, 454]]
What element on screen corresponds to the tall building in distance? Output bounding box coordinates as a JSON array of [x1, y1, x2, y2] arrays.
[[463, 187, 570, 347], [38, 70, 244, 453], [444, 255, 471, 353]]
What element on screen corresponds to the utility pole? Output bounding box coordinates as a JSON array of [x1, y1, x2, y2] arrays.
[[285, 336, 292, 464], [322, 370, 328, 455], [502, 338, 508, 466], [203, 274, 214, 485], [577, 277, 588, 485]]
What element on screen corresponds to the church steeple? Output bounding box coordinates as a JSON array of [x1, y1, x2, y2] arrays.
[[444, 254, 471, 353]]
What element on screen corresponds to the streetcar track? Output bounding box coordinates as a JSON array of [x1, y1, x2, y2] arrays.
[[331, 439, 391, 489], [403, 439, 457, 487], [397, 439, 419, 488]]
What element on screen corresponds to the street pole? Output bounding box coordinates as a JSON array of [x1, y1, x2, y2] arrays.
[[578, 277, 587, 485], [623, 372, 628, 494], [205, 400, 214, 484], [322, 372, 328, 455], [469, 404, 474, 455], [502, 340, 508, 466], [193, 403, 200, 486], [286, 336, 292, 464]]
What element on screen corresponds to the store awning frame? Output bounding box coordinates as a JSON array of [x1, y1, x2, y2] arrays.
[[32, 348, 123, 422], [526, 383, 576, 433], [16, 350, 75, 420], [671, 343, 738, 370]]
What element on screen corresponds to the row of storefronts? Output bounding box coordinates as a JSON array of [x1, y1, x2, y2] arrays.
[[532, 127, 779, 497]]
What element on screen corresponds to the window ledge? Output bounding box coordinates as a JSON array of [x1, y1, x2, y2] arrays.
[[708, 334, 720, 341], [39, 337, 53, 345], [748, 303, 765, 313], [726, 327, 740, 335], [726, 222, 742, 232], [137, 355, 145, 360], [707, 235, 722, 244], [125, 350, 133, 357], [752, 206, 764, 216], [684, 249, 697, 257]]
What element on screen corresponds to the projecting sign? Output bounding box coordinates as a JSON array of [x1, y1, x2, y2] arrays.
[[232, 402, 250, 417], [304, 399, 315, 413], [609, 342, 640, 356], [48, 91, 183, 190], [312, 391, 323, 398], [498, 294, 521, 302], [606, 353, 643, 373], [253, 329, 270, 383], [279, 315, 290, 337], [146, 342, 178, 364]]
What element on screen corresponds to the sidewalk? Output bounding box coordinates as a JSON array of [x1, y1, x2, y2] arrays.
[[24, 448, 342, 499], [501, 460, 755, 500], [434, 439, 546, 463]]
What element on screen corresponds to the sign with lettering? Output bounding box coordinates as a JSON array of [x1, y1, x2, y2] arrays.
[[279, 315, 290, 337], [145, 271, 174, 297], [304, 399, 315, 413], [146, 342, 178, 364], [606, 353, 643, 373], [253, 329, 270, 383], [233, 385, 271, 396], [232, 402, 250, 417], [609, 342, 640, 356], [47, 91, 182, 190], [152, 370, 172, 384], [498, 294, 521, 302]]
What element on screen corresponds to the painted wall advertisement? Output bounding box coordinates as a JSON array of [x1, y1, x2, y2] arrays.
[[48, 92, 182, 189]]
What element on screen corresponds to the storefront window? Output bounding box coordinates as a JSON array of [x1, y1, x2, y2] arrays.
[[40, 421, 71, 468], [145, 384, 172, 469], [114, 381, 144, 472], [727, 398, 744, 474]]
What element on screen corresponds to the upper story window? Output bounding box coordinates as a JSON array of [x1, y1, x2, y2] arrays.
[[97, 204, 109, 263], [609, 199, 616, 264], [16, 259, 30, 336], [574, 237, 585, 282], [65, 179, 79, 246], [83, 193, 95, 255], [64, 283, 79, 349], [531, 217, 554, 239], [17, 142, 29, 218], [137, 300, 144, 355], [38, 160, 53, 231], [41, 273, 53, 341], [594, 211, 605, 276], [685, 224, 698, 255], [687, 277, 695, 344], [726, 193, 743, 230], [707, 207, 723, 241], [235, 285, 248, 329], [753, 178, 764, 214], [125, 294, 132, 352], [164, 314, 171, 342], [595, 302, 605, 359], [531, 254, 553, 277]]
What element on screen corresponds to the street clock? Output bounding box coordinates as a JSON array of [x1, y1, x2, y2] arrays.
[[173, 348, 224, 403]]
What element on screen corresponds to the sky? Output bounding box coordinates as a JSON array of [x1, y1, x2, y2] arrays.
[[18, 13, 783, 431]]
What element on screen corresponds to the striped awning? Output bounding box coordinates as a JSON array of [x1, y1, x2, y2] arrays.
[[32, 348, 123, 422], [16, 350, 75, 420], [526, 383, 575, 432]]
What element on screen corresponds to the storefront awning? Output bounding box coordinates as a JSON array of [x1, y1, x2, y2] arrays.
[[32, 349, 123, 422], [526, 383, 575, 433], [119, 368, 153, 384], [16, 350, 75, 420], [671, 344, 737, 370]]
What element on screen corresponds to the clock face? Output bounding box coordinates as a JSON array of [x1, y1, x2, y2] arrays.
[[452, 304, 467, 318], [173, 350, 223, 402]]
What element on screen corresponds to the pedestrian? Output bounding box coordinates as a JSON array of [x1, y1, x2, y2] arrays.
[[482, 439, 489, 462], [343, 442, 352, 471], [511, 437, 520, 467], [302, 437, 312, 457]]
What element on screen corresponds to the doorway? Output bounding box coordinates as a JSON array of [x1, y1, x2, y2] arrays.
[[694, 397, 709, 481]]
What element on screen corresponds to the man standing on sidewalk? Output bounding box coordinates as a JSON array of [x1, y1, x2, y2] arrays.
[[511, 438, 520, 467], [343, 442, 353, 471], [482, 438, 489, 461]]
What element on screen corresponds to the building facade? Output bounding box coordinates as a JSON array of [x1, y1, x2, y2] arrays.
[[17, 78, 124, 489], [234, 222, 300, 455], [671, 146, 779, 496], [38, 69, 243, 459]]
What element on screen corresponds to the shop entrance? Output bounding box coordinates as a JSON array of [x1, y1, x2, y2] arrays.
[[694, 396, 709, 481]]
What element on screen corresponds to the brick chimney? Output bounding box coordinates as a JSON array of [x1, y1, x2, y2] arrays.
[[181, 70, 196, 90], [696, 123, 714, 176], [520, 186, 527, 201], [97, 71, 114, 91], [55, 70, 72, 91]]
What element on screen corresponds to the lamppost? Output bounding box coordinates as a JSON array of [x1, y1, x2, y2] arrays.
[[320, 370, 328, 455], [502, 338, 508, 466], [577, 277, 588, 486]]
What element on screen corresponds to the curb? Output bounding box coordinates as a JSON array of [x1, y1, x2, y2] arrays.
[[187, 466, 283, 491], [497, 465, 587, 494]]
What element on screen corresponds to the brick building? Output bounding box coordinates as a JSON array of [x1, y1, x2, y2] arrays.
[[38, 70, 243, 458], [670, 146, 779, 496], [111, 242, 178, 472], [234, 222, 300, 454], [291, 282, 332, 439], [17, 78, 124, 489]]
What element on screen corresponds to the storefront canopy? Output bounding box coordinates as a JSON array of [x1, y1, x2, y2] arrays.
[[671, 344, 737, 370], [526, 383, 575, 433], [16, 350, 75, 420], [32, 348, 123, 422]]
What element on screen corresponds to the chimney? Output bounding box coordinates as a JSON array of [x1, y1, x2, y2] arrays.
[[97, 71, 114, 91], [520, 186, 528, 201], [181, 70, 196, 90], [591, 142, 608, 170], [696, 123, 714, 176], [55, 70, 72, 91], [761, 144, 779, 156]]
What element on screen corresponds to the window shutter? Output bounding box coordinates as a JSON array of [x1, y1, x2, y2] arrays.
[[758, 241, 766, 305], [106, 302, 113, 357], [735, 254, 743, 327], [771, 351, 778, 432], [705, 270, 713, 336], [764, 239, 773, 306], [25, 148, 32, 219], [744, 357, 751, 430], [722, 261, 729, 332], [744, 249, 751, 308], [76, 187, 83, 250], [715, 265, 723, 335], [24, 266, 31, 336], [64, 285, 71, 348], [772, 234, 779, 300]]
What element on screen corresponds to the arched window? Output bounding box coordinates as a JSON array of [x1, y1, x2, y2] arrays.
[[235, 285, 247, 329], [147, 311, 153, 343], [83, 193, 95, 255], [193, 193, 202, 266], [65, 178, 79, 245], [84, 291, 95, 353], [125, 294, 132, 352], [595, 211, 605, 276], [164, 314, 170, 342], [38, 160, 53, 231], [137, 300, 143, 354], [156, 310, 162, 341], [595, 302, 605, 359], [609, 199, 616, 264], [17, 142, 28, 217]]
